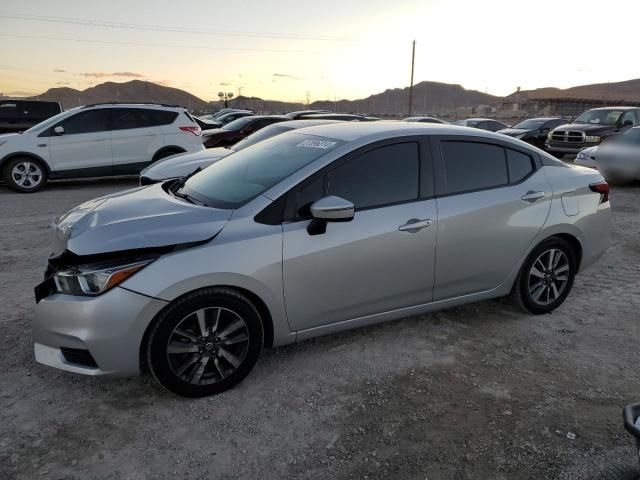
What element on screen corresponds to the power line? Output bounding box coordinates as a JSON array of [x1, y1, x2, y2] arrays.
[[0, 13, 354, 42], [0, 33, 318, 54]]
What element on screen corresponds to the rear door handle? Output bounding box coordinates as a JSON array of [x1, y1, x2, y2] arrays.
[[398, 218, 432, 232], [521, 190, 545, 202]]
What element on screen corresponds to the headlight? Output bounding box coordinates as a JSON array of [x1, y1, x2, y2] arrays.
[[576, 151, 586, 160], [53, 258, 155, 296], [547, 132, 554, 140], [585, 135, 601, 143]]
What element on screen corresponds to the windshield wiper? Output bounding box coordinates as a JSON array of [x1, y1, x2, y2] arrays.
[[172, 190, 203, 205], [174, 167, 202, 190]]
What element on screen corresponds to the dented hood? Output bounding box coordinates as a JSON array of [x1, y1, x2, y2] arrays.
[[51, 183, 232, 256]]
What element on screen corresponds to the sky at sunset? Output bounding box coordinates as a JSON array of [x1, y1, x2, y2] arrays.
[[1, 0, 639, 103]]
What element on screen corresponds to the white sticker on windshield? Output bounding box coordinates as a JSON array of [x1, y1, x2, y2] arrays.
[[297, 139, 337, 149]]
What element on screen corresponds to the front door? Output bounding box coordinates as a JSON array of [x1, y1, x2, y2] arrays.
[[432, 137, 552, 300], [282, 140, 437, 332], [47, 108, 113, 176]]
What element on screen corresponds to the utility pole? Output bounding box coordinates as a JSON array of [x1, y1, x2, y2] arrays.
[[408, 40, 416, 116]]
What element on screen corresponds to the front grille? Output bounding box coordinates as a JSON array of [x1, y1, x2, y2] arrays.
[[551, 130, 585, 143], [60, 348, 98, 368]]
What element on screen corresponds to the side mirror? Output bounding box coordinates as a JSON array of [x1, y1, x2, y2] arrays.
[[622, 120, 634, 128], [53, 125, 65, 136], [307, 196, 355, 235]]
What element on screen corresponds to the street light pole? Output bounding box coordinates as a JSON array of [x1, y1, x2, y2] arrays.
[[218, 91, 234, 109], [408, 39, 416, 117]]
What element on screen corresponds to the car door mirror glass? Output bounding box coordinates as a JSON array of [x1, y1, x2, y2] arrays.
[[53, 125, 64, 135], [622, 120, 633, 128]]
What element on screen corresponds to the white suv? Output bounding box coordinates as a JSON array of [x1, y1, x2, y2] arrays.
[[0, 103, 204, 193]]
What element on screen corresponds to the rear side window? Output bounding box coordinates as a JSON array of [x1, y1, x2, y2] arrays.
[[441, 141, 508, 194], [152, 109, 179, 125], [327, 142, 419, 209], [58, 109, 110, 134], [507, 149, 534, 183], [0, 103, 18, 119]]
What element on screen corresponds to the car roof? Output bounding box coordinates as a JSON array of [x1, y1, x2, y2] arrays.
[[279, 119, 343, 128], [292, 120, 519, 142], [588, 106, 639, 111], [243, 115, 288, 120]]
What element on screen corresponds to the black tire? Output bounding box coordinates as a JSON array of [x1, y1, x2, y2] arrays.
[[511, 237, 577, 314], [146, 287, 264, 397], [3, 157, 47, 193]]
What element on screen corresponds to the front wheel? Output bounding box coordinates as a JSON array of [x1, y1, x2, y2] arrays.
[[511, 237, 577, 314], [4, 157, 47, 193], [146, 288, 264, 397]]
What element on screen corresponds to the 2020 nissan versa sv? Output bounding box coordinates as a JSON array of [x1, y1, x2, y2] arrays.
[[33, 122, 611, 397]]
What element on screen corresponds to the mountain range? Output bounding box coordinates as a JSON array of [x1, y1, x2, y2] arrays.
[[26, 78, 640, 114]]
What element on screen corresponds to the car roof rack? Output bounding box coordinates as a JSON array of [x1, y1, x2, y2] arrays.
[[81, 102, 185, 109]]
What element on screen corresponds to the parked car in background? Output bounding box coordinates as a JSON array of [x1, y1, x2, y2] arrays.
[[284, 110, 331, 119], [453, 118, 509, 132], [589, 127, 640, 184], [497, 117, 566, 148], [140, 119, 340, 184], [0, 103, 203, 192], [34, 122, 610, 397], [574, 146, 598, 169], [545, 107, 640, 157], [298, 113, 377, 122], [202, 115, 288, 148], [404, 116, 448, 124], [0, 100, 62, 133], [193, 116, 223, 131]]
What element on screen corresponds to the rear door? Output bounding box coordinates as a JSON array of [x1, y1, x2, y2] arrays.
[[111, 108, 165, 174], [432, 136, 552, 300], [282, 138, 438, 332], [47, 109, 113, 175]]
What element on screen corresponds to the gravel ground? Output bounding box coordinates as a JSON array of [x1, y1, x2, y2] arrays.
[[1, 177, 639, 480]]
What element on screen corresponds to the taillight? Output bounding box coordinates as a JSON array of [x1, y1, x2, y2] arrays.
[[179, 126, 201, 136], [589, 181, 609, 203]]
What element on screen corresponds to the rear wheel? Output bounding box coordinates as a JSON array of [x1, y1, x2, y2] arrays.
[[511, 237, 577, 314], [4, 157, 47, 193], [146, 287, 263, 397]]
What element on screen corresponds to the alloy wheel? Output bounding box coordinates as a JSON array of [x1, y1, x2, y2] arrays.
[[527, 248, 570, 306], [11, 161, 43, 189], [166, 307, 250, 385]]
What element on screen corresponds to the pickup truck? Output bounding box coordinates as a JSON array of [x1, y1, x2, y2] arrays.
[[0, 100, 62, 133], [545, 106, 640, 156]]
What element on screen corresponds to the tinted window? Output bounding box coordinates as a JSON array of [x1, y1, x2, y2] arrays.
[[58, 109, 110, 134], [507, 149, 534, 183], [233, 124, 292, 151], [24, 102, 59, 117], [153, 110, 179, 125], [620, 110, 637, 126], [0, 103, 18, 119], [441, 141, 508, 194], [546, 119, 566, 129], [327, 142, 419, 209]]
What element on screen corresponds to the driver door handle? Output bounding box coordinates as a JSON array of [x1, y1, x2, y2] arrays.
[[398, 218, 432, 232], [521, 190, 545, 202]]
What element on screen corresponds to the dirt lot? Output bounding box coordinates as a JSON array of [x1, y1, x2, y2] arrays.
[[1, 177, 639, 480]]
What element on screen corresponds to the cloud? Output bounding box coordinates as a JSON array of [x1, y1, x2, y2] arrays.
[[56, 81, 71, 85], [6, 90, 36, 97], [219, 82, 232, 86], [54, 69, 67, 73], [79, 72, 144, 78], [273, 73, 303, 80]]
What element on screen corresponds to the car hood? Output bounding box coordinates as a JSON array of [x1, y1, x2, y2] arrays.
[[554, 123, 615, 134], [497, 128, 529, 136], [51, 183, 232, 256], [141, 148, 232, 180]]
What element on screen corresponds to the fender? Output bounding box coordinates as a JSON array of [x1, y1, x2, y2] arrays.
[[0, 151, 53, 176]]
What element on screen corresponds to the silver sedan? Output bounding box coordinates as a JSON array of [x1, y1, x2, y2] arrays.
[[34, 122, 611, 397]]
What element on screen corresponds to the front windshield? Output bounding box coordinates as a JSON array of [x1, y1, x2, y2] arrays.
[[182, 133, 344, 208], [23, 109, 77, 133], [512, 119, 546, 129], [222, 116, 255, 131], [574, 110, 623, 125], [232, 124, 292, 151]]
